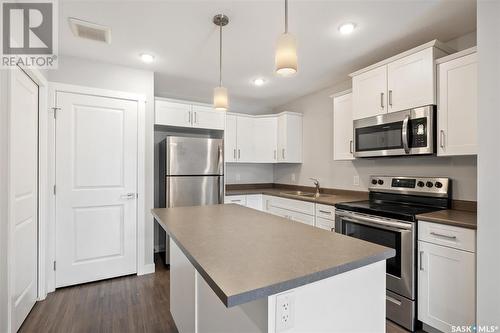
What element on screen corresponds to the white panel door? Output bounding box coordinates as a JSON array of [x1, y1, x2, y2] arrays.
[[236, 115, 255, 162], [224, 114, 237, 162], [333, 92, 354, 161], [254, 117, 277, 163], [418, 241, 476, 332], [437, 52, 477, 156], [155, 100, 192, 127], [9, 67, 39, 332], [192, 105, 225, 130], [55, 92, 138, 287], [352, 66, 387, 120], [277, 113, 302, 163], [387, 48, 435, 112]]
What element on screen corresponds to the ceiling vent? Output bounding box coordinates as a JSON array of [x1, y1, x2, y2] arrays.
[[69, 18, 111, 44]]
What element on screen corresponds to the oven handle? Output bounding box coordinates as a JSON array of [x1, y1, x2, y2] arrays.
[[402, 114, 410, 154], [337, 212, 412, 231]]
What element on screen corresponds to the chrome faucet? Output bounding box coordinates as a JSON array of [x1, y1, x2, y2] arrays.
[[309, 178, 320, 198]]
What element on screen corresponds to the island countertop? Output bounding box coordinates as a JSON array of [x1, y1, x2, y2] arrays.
[[152, 204, 394, 308]]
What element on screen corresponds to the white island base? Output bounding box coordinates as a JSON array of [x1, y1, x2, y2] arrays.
[[170, 240, 387, 333]]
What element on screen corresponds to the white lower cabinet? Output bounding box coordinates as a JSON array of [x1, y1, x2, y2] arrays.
[[418, 222, 476, 333], [245, 194, 263, 211], [224, 195, 247, 206], [315, 217, 335, 231]]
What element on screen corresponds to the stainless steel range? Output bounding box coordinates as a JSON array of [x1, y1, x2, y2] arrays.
[[335, 176, 451, 331]]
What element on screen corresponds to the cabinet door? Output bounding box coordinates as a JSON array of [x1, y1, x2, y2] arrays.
[[437, 53, 477, 156], [352, 66, 387, 120], [387, 48, 435, 112], [288, 210, 315, 226], [225, 114, 237, 162], [245, 194, 263, 211], [254, 117, 278, 163], [155, 100, 192, 127], [277, 113, 302, 163], [192, 105, 225, 130], [236, 115, 255, 162], [418, 241, 476, 332], [315, 217, 335, 231], [333, 92, 354, 160]]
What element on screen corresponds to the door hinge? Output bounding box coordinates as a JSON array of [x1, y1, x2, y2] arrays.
[[51, 107, 61, 119], [53, 185, 56, 195], [53, 261, 56, 271]]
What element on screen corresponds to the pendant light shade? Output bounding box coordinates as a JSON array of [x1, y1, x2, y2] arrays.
[[213, 14, 229, 111], [275, 32, 298, 76], [213, 86, 228, 111], [275, 0, 297, 76]]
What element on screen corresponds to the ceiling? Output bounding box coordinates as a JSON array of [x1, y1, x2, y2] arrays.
[[59, 0, 477, 113]]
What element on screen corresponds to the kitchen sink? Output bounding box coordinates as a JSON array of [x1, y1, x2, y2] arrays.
[[280, 191, 320, 198]]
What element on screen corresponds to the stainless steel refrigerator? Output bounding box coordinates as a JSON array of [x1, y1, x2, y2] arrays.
[[158, 136, 224, 264]]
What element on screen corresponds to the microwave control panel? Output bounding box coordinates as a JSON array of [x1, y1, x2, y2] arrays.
[[409, 118, 427, 148]]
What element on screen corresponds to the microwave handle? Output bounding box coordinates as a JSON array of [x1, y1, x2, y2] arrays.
[[402, 114, 410, 154]]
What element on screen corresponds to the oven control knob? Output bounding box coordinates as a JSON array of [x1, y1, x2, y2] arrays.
[[435, 181, 443, 188], [417, 181, 425, 187], [371, 179, 378, 185], [378, 179, 384, 185], [426, 181, 434, 188]]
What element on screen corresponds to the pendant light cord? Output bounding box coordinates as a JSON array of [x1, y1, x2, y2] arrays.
[[219, 20, 223, 87], [285, 0, 288, 33]]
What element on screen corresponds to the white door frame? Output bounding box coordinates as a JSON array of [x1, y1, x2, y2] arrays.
[[44, 82, 150, 295]]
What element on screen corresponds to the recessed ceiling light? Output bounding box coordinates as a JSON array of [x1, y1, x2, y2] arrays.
[[253, 78, 266, 86], [338, 22, 356, 35], [140, 53, 155, 63]]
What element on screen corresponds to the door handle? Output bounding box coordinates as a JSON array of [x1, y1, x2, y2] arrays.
[[440, 130, 445, 149], [419, 251, 424, 271], [120, 193, 137, 199], [388, 90, 393, 107], [380, 92, 384, 108], [402, 114, 410, 154]]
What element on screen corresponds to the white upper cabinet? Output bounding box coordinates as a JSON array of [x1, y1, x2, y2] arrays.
[[277, 112, 303, 163], [254, 116, 278, 163], [350, 40, 453, 120], [387, 48, 436, 112], [155, 100, 192, 127], [352, 66, 387, 120], [236, 115, 256, 162], [333, 91, 354, 161], [155, 99, 225, 130], [225, 114, 238, 162], [437, 49, 477, 156], [191, 104, 225, 130]]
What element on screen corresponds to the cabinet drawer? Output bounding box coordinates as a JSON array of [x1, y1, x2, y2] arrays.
[[288, 210, 315, 226], [265, 196, 315, 215], [315, 217, 335, 231], [316, 203, 335, 221], [418, 221, 476, 252], [224, 195, 247, 206]]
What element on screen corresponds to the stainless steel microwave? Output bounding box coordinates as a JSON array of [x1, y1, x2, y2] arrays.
[[353, 105, 436, 158]]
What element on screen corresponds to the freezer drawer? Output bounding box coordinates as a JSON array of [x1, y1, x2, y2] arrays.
[[166, 176, 223, 207]]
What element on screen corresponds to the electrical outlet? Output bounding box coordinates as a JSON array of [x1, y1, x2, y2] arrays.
[[291, 173, 296, 182], [353, 175, 360, 186], [275, 292, 294, 332]]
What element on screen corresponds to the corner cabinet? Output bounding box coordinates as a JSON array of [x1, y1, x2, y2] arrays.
[[277, 112, 303, 163], [333, 91, 354, 161], [350, 40, 453, 120], [437, 48, 477, 156], [155, 98, 225, 130], [418, 221, 476, 332]]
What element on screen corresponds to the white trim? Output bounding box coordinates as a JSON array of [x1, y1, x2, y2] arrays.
[[46, 82, 150, 293], [154, 96, 212, 109], [329, 89, 352, 99], [435, 46, 477, 64], [226, 111, 303, 118], [349, 39, 455, 77]]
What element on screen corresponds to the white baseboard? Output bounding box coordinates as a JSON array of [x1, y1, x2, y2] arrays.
[[137, 263, 155, 276]]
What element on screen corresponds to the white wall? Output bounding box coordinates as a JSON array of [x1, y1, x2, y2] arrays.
[[48, 56, 156, 271], [477, 0, 500, 326]]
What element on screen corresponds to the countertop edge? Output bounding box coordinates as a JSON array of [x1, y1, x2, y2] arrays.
[[415, 214, 477, 230], [152, 209, 394, 308]]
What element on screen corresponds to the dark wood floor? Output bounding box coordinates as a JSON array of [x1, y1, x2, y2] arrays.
[[20, 255, 416, 333], [20, 256, 178, 333]]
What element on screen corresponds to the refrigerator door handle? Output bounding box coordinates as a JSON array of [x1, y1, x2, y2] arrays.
[[217, 145, 223, 174]]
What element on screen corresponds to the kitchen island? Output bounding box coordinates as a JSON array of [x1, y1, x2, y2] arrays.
[[152, 204, 394, 333]]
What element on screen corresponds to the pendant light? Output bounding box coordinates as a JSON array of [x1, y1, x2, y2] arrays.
[[275, 0, 297, 76], [213, 14, 229, 111]]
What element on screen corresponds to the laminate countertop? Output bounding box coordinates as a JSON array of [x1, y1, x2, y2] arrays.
[[152, 205, 394, 307], [225, 188, 368, 206], [416, 209, 477, 229]]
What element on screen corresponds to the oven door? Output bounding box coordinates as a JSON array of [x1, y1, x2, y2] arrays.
[[353, 105, 435, 157], [335, 210, 415, 299]]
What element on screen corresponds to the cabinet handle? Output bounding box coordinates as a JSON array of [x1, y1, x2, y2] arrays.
[[430, 232, 457, 240], [380, 92, 384, 108], [389, 90, 393, 107], [231, 199, 241, 203], [233, 149, 236, 159], [440, 130, 445, 149], [188, 111, 192, 124], [194, 111, 197, 124], [274, 150, 277, 160], [238, 149, 241, 160], [419, 251, 424, 271], [318, 210, 332, 215], [349, 140, 353, 154], [282, 148, 285, 159]]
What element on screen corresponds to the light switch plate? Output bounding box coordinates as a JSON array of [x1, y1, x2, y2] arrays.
[[353, 175, 360, 186]]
